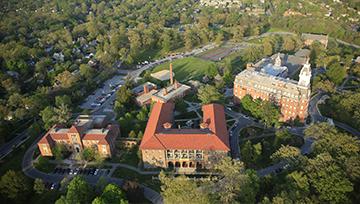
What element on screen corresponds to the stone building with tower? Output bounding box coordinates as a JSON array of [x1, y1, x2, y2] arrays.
[[38, 115, 119, 158], [139, 102, 230, 171], [233, 55, 312, 121]]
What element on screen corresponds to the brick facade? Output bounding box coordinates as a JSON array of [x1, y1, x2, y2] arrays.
[[140, 102, 230, 170], [234, 61, 311, 122], [38, 115, 119, 158]]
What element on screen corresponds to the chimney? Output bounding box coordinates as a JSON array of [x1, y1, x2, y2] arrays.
[[163, 88, 168, 96], [143, 84, 149, 94], [246, 63, 254, 70], [163, 122, 172, 129], [200, 122, 209, 129], [174, 80, 180, 89], [169, 63, 174, 85]]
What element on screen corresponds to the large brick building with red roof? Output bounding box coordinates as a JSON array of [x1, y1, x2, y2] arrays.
[[38, 115, 119, 158], [140, 102, 230, 170]]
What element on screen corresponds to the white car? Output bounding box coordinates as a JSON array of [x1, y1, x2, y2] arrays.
[[91, 103, 101, 107], [94, 169, 99, 176], [99, 98, 106, 103]]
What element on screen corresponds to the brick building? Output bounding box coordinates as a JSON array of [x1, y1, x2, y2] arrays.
[[135, 63, 191, 105], [139, 102, 230, 171], [302, 33, 329, 48], [38, 115, 119, 158], [234, 57, 312, 121]]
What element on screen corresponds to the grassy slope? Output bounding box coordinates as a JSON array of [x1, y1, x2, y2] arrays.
[[151, 57, 216, 82]]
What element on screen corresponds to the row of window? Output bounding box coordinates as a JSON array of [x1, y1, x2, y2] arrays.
[[166, 150, 203, 160]]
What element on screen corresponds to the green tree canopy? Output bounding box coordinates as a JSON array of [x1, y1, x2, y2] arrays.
[[0, 170, 32, 202], [197, 85, 224, 105]]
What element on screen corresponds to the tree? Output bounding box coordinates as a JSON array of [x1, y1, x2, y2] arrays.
[[0, 170, 31, 201], [271, 145, 301, 166], [263, 38, 274, 56], [53, 103, 71, 125], [128, 130, 137, 138], [53, 143, 68, 160], [92, 184, 128, 204], [241, 140, 256, 166], [305, 153, 353, 203], [57, 176, 93, 204], [243, 46, 263, 62], [82, 147, 96, 161], [55, 95, 72, 107], [80, 64, 95, 80], [284, 171, 310, 201], [274, 129, 293, 148], [123, 180, 144, 203], [55, 70, 77, 88], [260, 101, 280, 127], [211, 157, 259, 203], [33, 178, 46, 194], [197, 85, 224, 105], [282, 37, 296, 52], [326, 62, 347, 85], [215, 31, 224, 45], [159, 171, 210, 204], [115, 85, 133, 109]]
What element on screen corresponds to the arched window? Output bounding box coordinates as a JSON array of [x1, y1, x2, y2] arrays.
[[168, 162, 174, 169]]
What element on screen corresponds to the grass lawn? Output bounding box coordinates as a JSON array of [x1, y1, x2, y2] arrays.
[[113, 167, 161, 192], [34, 156, 57, 173], [151, 57, 217, 82], [174, 111, 198, 120]]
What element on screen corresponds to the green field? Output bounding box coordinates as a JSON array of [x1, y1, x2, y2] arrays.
[[151, 57, 217, 82]]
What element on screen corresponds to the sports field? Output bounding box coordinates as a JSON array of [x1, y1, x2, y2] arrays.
[[198, 47, 233, 61], [151, 57, 217, 82]]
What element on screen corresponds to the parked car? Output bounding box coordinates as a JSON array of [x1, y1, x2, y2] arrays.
[[94, 169, 99, 176]]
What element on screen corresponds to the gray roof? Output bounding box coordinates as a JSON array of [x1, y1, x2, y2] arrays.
[[152, 83, 191, 102]]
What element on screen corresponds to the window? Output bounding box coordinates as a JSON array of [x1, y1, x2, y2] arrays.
[[166, 150, 174, 159], [102, 145, 107, 154]]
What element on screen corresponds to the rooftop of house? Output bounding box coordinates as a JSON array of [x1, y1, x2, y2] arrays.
[[132, 82, 157, 95], [150, 70, 175, 81], [136, 89, 158, 104], [139, 102, 230, 151]]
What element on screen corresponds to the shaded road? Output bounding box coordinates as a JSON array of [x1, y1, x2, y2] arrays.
[[0, 119, 33, 160]]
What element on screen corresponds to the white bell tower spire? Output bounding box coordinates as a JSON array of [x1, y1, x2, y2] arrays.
[[298, 58, 312, 87]]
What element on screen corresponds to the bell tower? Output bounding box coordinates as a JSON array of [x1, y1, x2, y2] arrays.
[[298, 59, 312, 87]]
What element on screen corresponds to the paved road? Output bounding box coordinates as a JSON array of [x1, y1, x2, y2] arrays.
[[0, 119, 33, 160], [310, 91, 360, 137]]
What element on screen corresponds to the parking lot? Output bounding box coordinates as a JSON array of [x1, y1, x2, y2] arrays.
[[53, 167, 110, 177], [80, 75, 126, 110]]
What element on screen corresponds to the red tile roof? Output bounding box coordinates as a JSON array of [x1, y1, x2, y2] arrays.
[[139, 102, 230, 151]]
